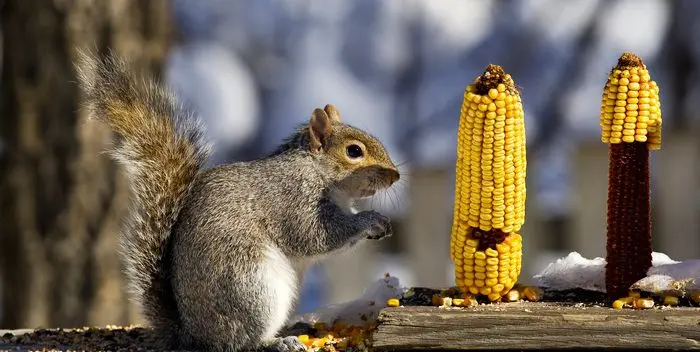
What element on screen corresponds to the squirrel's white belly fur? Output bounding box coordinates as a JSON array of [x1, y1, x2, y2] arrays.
[[261, 245, 298, 341]]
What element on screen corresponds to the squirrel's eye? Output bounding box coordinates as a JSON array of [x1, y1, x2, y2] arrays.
[[346, 144, 363, 159]]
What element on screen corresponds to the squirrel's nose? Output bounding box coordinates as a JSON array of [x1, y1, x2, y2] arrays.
[[386, 169, 400, 185]]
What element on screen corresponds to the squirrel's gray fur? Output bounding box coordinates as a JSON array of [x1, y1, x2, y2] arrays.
[[75, 51, 400, 352]]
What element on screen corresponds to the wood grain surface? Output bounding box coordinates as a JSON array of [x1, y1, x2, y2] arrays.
[[372, 303, 700, 351]]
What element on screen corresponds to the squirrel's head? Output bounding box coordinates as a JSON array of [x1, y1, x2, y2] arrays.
[[307, 104, 400, 198]]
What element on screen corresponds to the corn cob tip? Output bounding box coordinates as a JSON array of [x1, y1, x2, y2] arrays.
[[600, 51, 661, 149], [616, 51, 644, 69], [474, 64, 517, 95]]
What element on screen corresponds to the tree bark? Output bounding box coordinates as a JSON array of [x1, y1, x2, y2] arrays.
[[0, 0, 171, 329]]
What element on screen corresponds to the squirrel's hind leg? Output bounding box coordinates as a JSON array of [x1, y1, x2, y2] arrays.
[[173, 241, 299, 352]]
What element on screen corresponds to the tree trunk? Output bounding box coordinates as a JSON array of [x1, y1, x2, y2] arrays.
[[0, 0, 171, 329]]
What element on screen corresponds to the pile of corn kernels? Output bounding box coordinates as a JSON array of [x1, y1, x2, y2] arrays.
[[426, 285, 543, 308], [612, 290, 700, 310], [297, 322, 376, 352]]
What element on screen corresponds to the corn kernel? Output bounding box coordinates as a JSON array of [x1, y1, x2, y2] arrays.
[[662, 295, 679, 306], [521, 286, 542, 301], [612, 299, 625, 309], [633, 298, 654, 309], [312, 338, 328, 348], [488, 293, 502, 301], [690, 290, 700, 304], [506, 289, 520, 302]]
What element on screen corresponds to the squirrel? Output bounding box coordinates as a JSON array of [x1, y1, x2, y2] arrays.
[[75, 51, 400, 352]]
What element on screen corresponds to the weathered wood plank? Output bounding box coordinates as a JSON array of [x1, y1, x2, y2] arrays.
[[372, 304, 700, 351]]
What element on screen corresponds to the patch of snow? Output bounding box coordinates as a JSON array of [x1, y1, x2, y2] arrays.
[[633, 259, 700, 294], [290, 274, 404, 327], [371, 255, 415, 290], [533, 251, 700, 295], [532, 252, 607, 292], [650, 252, 680, 266]]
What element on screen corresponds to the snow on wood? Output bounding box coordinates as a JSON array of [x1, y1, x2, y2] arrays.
[[532, 251, 699, 295]]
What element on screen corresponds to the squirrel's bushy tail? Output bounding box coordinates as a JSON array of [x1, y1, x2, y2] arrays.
[[76, 51, 210, 343]]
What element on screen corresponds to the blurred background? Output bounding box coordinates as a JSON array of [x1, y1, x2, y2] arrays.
[[2, 0, 700, 329]]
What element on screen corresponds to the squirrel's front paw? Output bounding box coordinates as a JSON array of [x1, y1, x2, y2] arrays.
[[358, 210, 392, 240], [262, 336, 307, 352]]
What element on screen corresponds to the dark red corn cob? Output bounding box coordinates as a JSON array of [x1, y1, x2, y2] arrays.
[[605, 143, 652, 298], [600, 52, 662, 299]]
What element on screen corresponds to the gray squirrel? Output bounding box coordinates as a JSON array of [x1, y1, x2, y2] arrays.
[[75, 51, 400, 352]]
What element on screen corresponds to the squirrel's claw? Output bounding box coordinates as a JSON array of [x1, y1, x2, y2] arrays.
[[261, 336, 307, 352], [362, 212, 393, 240], [366, 226, 392, 240]]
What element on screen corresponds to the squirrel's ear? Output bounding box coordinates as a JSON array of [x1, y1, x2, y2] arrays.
[[308, 108, 333, 153], [323, 104, 341, 123]]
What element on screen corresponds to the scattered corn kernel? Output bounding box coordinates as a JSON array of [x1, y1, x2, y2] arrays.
[[612, 299, 626, 310], [662, 295, 679, 306], [521, 286, 543, 302], [612, 296, 635, 309], [633, 297, 655, 309], [312, 338, 329, 348], [690, 290, 700, 304], [506, 289, 520, 302], [432, 294, 444, 306]]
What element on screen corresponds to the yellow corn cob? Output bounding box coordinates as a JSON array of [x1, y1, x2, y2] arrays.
[[451, 64, 526, 301], [600, 53, 662, 150]]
